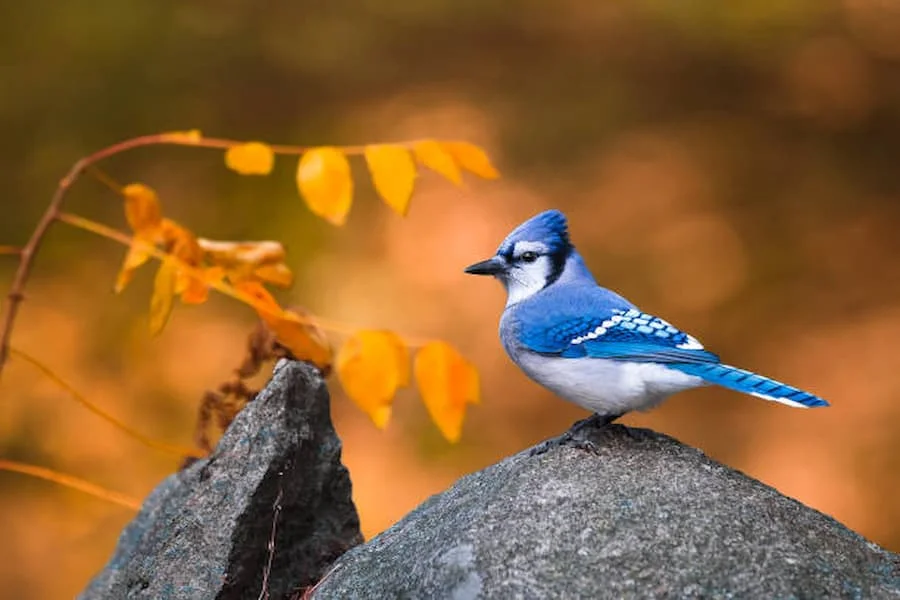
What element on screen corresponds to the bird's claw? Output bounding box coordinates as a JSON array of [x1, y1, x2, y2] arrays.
[[566, 436, 601, 455], [529, 413, 622, 457]]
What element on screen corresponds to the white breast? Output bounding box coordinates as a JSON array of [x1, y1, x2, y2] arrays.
[[515, 353, 705, 416]]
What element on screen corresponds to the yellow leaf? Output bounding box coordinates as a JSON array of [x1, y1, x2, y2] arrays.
[[413, 140, 462, 185], [122, 184, 162, 234], [161, 129, 202, 144], [149, 259, 177, 335], [296, 147, 353, 226], [253, 263, 293, 288], [114, 238, 153, 293], [414, 341, 480, 442], [441, 141, 500, 180], [364, 144, 417, 216], [336, 330, 409, 429], [224, 142, 275, 176]]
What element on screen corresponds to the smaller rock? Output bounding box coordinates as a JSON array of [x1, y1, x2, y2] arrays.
[[80, 360, 362, 600]]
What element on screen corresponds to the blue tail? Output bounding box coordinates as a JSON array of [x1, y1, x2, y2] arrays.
[[670, 363, 829, 408]]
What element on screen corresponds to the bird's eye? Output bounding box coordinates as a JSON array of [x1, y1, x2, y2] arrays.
[[519, 251, 539, 263]]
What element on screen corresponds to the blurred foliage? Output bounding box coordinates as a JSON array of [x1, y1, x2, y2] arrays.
[[2, 0, 900, 598]]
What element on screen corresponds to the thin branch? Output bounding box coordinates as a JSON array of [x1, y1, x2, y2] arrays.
[[10, 347, 204, 459], [0, 246, 21, 256], [0, 157, 86, 375], [258, 483, 284, 600], [0, 458, 141, 510]]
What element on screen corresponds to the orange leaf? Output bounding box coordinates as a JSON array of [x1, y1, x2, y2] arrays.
[[179, 278, 209, 305], [364, 144, 417, 216], [114, 238, 154, 293], [296, 147, 353, 226], [336, 330, 409, 429], [413, 140, 462, 185], [177, 266, 224, 305], [123, 183, 162, 234], [232, 283, 331, 370], [267, 309, 333, 371], [149, 259, 177, 335], [234, 280, 283, 318], [441, 141, 500, 180], [161, 220, 203, 267], [224, 141, 275, 176], [413, 341, 480, 443]]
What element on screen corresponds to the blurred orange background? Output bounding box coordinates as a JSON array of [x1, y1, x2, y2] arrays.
[[2, 1, 900, 598]]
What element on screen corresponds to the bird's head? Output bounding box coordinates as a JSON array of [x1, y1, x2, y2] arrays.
[[465, 209, 580, 305]]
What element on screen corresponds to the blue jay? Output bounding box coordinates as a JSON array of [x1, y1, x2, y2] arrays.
[[465, 209, 828, 429]]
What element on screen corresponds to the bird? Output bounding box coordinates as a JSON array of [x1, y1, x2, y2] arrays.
[[464, 209, 828, 431]]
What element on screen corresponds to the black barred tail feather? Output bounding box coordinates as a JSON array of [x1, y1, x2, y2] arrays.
[[671, 363, 829, 408]]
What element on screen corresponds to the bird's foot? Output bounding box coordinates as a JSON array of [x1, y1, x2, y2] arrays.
[[563, 433, 601, 455], [530, 413, 622, 457]]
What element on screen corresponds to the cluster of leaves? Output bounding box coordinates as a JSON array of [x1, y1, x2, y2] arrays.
[[224, 137, 498, 224], [113, 134, 494, 442]]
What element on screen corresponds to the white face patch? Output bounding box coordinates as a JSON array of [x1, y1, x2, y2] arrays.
[[505, 255, 552, 306], [501, 240, 553, 307]]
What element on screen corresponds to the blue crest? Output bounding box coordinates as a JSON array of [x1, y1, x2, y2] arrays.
[[497, 209, 571, 258]]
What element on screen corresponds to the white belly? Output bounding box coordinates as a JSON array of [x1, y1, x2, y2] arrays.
[[515, 353, 705, 416]]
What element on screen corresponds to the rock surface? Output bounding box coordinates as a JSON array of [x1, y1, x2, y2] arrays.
[[313, 422, 900, 600], [80, 360, 362, 600]]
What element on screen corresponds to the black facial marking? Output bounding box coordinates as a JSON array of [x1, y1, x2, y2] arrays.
[[543, 245, 571, 288]]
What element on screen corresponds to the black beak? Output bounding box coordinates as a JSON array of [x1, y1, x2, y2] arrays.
[[464, 256, 506, 276]]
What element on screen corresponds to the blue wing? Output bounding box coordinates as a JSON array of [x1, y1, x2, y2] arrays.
[[514, 300, 829, 408], [519, 306, 720, 364]]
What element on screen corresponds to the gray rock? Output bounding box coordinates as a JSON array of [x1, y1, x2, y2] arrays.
[[80, 360, 362, 600], [312, 421, 900, 600]]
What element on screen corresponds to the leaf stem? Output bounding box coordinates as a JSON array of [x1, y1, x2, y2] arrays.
[[0, 458, 141, 510], [10, 347, 205, 459]]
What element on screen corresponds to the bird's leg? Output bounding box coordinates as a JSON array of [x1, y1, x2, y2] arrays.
[[530, 413, 622, 456], [561, 413, 623, 454], [569, 412, 621, 436]]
